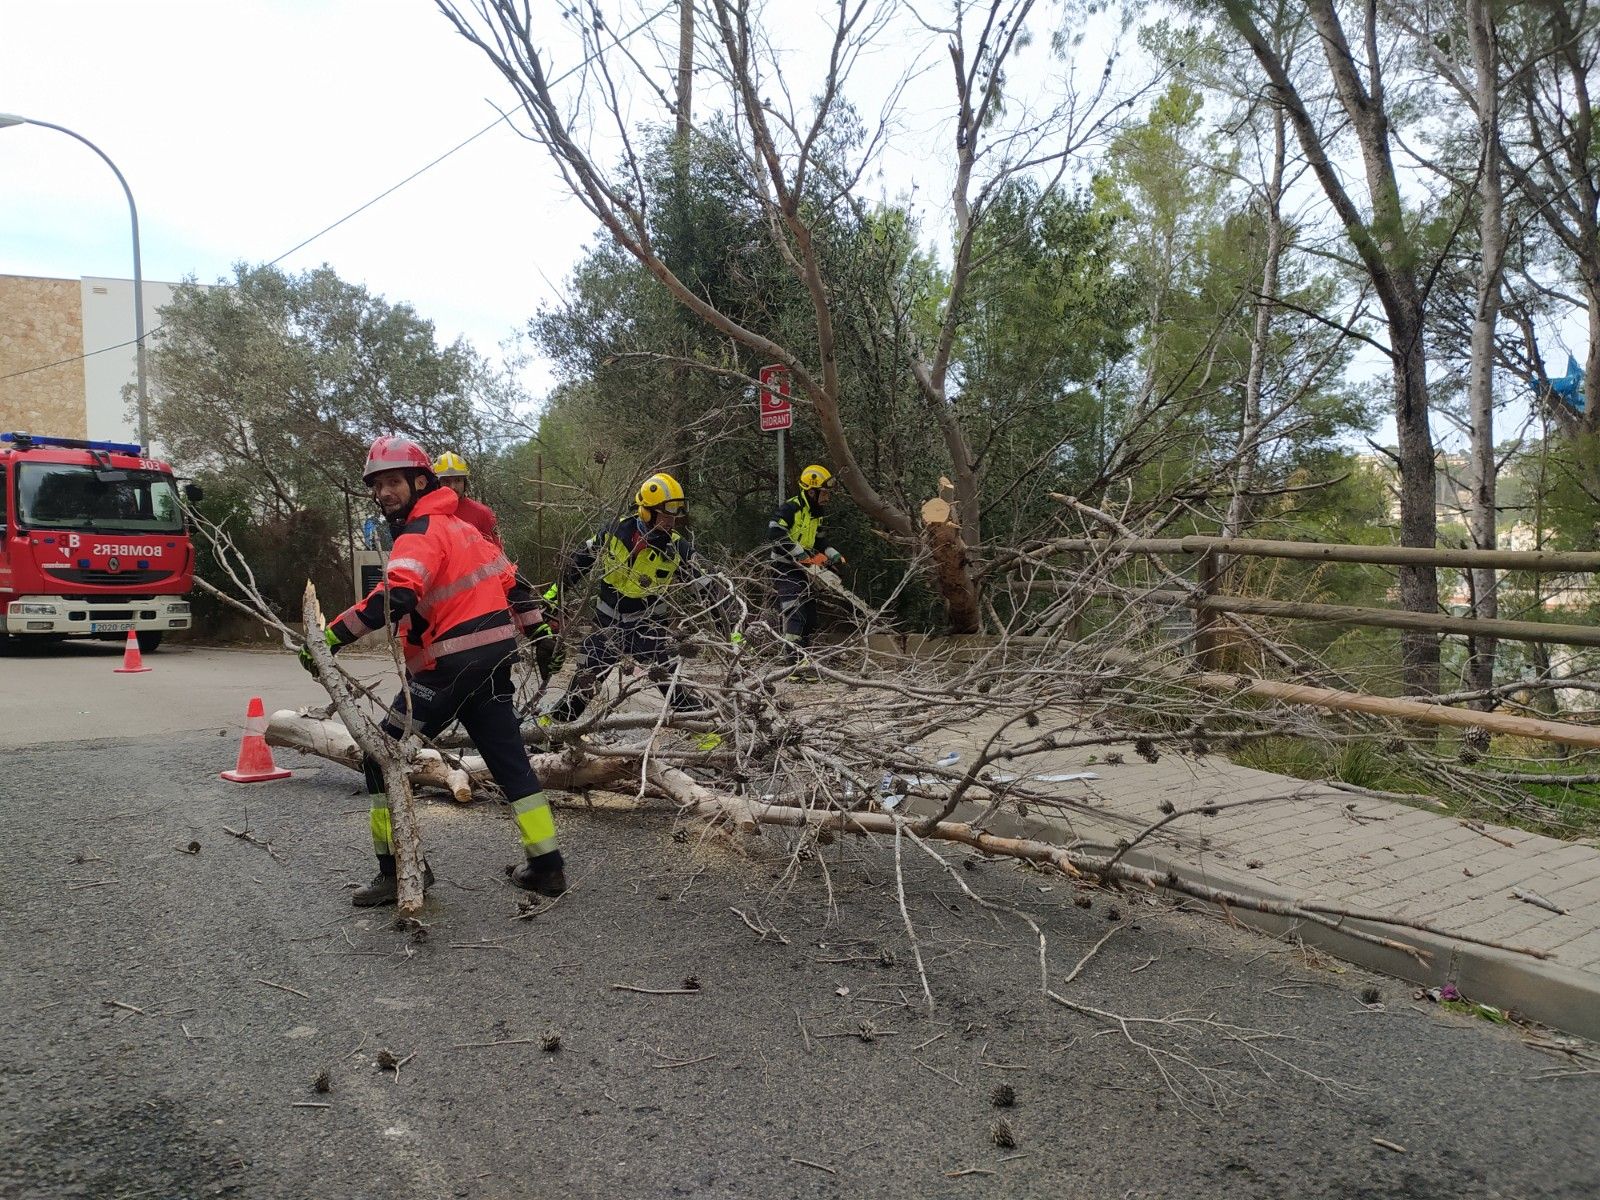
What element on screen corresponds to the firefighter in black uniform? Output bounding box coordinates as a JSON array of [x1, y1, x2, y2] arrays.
[[542, 472, 714, 725], [769, 464, 843, 669]]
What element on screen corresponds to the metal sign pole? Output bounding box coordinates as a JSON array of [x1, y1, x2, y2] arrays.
[[759, 362, 793, 506]]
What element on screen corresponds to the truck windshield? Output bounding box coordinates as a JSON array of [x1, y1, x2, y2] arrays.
[[16, 464, 184, 533]]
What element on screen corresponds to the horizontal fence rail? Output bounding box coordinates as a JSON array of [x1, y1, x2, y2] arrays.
[[1017, 535, 1600, 654], [1002, 537, 1600, 748], [1034, 535, 1600, 573], [1191, 594, 1600, 649], [868, 635, 1600, 749]]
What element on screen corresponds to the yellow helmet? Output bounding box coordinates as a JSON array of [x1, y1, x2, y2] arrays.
[[635, 472, 686, 519], [433, 451, 470, 478], [799, 464, 833, 491]]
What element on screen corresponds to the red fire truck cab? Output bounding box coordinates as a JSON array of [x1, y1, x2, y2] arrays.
[[1, 432, 196, 651]]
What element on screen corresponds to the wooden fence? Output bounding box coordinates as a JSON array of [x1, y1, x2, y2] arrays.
[[1022, 535, 1600, 748]]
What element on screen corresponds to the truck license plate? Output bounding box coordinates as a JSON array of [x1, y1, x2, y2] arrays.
[[91, 621, 134, 634]]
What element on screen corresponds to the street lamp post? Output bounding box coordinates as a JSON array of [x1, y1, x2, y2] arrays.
[[0, 113, 149, 450]]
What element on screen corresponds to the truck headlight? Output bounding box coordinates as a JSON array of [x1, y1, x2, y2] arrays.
[[12, 603, 58, 616], [167, 601, 191, 615]]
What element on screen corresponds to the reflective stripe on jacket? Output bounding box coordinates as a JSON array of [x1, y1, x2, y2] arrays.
[[564, 517, 696, 617], [331, 486, 516, 672], [600, 528, 682, 599], [769, 495, 826, 566]]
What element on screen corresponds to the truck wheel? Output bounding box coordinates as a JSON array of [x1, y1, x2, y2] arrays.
[[136, 631, 164, 653]]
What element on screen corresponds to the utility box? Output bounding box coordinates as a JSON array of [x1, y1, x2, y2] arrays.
[[353, 549, 385, 601]]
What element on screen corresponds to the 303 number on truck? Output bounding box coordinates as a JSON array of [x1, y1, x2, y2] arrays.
[[1, 432, 198, 652]]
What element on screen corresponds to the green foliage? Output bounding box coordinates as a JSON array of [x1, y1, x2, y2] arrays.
[[148, 262, 509, 521], [1232, 735, 1432, 795], [529, 122, 1144, 611], [1091, 80, 1373, 531], [515, 24, 1417, 643], [1478, 747, 1600, 818], [529, 124, 828, 546], [1482, 433, 1600, 703], [956, 180, 1141, 540], [491, 380, 655, 579], [147, 262, 519, 624], [1502, 432, 1600, 553], [184, 474, 351, 629]]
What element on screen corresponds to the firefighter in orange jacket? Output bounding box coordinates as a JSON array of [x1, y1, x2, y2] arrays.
[[433, 449, 562, 683], [310, 436, 566, 906], [432, 451, 501, 545]]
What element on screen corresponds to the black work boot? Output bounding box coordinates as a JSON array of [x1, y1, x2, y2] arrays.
[[511, 850, 568, 898], [352, 856, 435, 907]]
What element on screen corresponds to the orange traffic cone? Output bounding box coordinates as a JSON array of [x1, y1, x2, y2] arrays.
[[113, 629, 151, 674], [220, 697, 292, 783]]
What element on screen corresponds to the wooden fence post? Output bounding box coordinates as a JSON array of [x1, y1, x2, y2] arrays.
[[1069, 551, 1085, 641], [1195, 550, 1221, 672]]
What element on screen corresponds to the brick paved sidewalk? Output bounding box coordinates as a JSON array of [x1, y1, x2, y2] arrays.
[[928, 715, 1600, 1040]]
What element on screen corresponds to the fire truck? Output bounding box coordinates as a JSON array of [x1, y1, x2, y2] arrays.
[[1, 432, 197, 651]]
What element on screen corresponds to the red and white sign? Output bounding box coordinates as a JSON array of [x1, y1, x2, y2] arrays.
[[758, 364, 793, 432]]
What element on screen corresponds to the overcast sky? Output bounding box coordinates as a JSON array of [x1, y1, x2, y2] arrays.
[[2, 1, 1579, 457], [0, 0, 608, 400], [1, 1, 1127, 413]]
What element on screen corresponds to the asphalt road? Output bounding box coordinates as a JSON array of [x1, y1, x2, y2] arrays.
[[3, 648, 1599, 1198], [0, 640, 390, 748]]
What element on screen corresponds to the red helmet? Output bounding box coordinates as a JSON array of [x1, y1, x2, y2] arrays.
[[362, 436, 433, 483]]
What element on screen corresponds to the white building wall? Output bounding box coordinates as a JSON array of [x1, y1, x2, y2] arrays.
[[79, 275, 177, 446]]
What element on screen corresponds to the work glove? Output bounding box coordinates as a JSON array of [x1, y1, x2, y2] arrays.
[[534, 628, 566, 677], [533, 585, 563, 637], [299, 626, 340, 675], [824, 547, 845, 571]]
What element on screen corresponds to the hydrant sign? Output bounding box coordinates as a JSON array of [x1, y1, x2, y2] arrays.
[[758, 364, 793, 432]]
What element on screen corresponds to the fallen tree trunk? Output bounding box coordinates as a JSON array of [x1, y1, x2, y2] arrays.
[[266, 710, 639, 799], [648, 790, 1554, 964], [268, 711, 475, 802], [269, 708, 1554, 965]]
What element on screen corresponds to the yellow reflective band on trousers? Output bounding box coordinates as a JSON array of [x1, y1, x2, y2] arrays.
[[370, 798, 393, 855], [511, 793, 559, 855]]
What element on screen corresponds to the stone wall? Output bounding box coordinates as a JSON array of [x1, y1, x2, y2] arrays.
[[0, 275, 87, 439]]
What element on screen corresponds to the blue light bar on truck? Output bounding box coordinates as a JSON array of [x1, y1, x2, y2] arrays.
[[1, 432, 145, 455]]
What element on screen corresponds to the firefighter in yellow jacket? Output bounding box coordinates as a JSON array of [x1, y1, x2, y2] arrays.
[[543, 472, 714, 725], [769, 464, 843, 666]]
